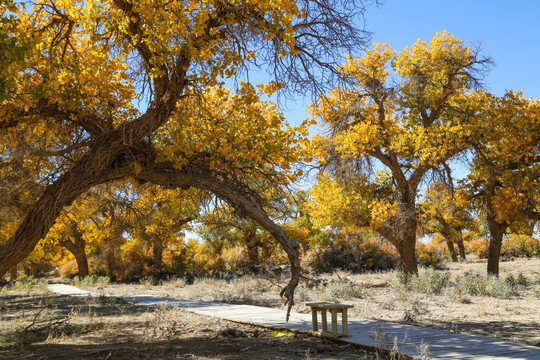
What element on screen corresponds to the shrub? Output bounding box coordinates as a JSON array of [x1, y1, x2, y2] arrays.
[[416, 242, 446, 267], [323, 280, 364, 301], [455, 271, 518, 299], [465, 238, 489, 259], [411, 269, 452, 295], [501, 234, 540, 258], [308, 235, 398, 274]]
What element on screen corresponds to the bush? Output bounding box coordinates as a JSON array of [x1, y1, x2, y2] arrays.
[[323, 280, 364, 301], [501, 234, 540, 258], [454, 271, 519, 299], [308, 235, 398, 274], [465, 238, 489, 259], [416, 242, 446, 267], [411, 269, 452, 295]]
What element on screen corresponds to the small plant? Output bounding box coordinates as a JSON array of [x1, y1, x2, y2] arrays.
[[455, 271, 518, 299], [409, 269, 451, 295], [74, 274, 110, 287], [323, 280, 363, 302]]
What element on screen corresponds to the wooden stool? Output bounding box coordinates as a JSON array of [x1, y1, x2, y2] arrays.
[[307, 302, 353, 338]]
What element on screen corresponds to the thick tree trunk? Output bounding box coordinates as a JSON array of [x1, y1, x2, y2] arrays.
[[487, 216, 507, 276], [396, 233, 419, 282], [378, 202, 419, 282], [446, 240, 458, 262]]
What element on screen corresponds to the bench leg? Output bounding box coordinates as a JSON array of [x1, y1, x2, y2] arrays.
[[321, 309, 328, 333], [342, 308, 349, 336], [311, 309, 318, 332], [331, 309, 339, 336]]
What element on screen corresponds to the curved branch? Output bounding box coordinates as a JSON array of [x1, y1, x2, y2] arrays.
[[135, 162, 301, 320]]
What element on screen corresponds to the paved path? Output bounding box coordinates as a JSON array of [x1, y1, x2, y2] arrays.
[[47, 284, 540, 359]]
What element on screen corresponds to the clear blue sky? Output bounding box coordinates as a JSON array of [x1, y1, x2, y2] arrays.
[[283, 1, 540, 128]]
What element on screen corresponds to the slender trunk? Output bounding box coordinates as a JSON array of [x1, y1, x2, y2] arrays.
[[105, 241, 117, 280], [152, 234, 164, 272], [245, 232, 261, 274], [446, 240, 458, 262], [485, 172, 508, 276], [456, 234, 466, 260]]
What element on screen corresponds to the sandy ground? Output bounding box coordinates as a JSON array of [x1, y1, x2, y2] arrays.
[[0, 287, 389, 360], [81, 258, 540, 347]]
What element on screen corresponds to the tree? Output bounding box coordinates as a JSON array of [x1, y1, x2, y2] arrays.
[[419, 182, 473, 261], [310, 32, 490, 279], [464, 91, 539, 275], [0, 0, 373, 317]]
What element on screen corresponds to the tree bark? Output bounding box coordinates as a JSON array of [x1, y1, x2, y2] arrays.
[[446, 240, 458, 262], [487, 215, 507, 276], [378, 202, 419, 282], [104, 240, 118, 280]]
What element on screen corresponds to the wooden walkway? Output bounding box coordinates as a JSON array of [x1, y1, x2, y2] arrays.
[[48, 284, 540, 359]]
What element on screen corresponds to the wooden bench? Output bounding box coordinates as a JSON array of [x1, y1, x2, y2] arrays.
[[307, 302, 353, 338]]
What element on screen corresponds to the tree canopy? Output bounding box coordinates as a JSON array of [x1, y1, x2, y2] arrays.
[[0, 0, 374, 318]]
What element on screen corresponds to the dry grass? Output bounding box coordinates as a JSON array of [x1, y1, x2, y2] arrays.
[[81, 257, 540, 347]]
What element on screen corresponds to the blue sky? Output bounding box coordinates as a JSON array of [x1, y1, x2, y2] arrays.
[[282, 0, 540, 128]]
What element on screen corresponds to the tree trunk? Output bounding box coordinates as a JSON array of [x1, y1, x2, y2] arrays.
[[446, 240, 458, 262], [10, 265, 18, 280], [245, 232, 261, 274], [59, 222, 90, 279], [378, 202, 419, 282], [396, 234, 418, 282], [456, 234, 466, 260], [105, 241, 118, 280], [487, 216, 507, 276], [485, 173, 509, 276], [152, 234, 164, 273]]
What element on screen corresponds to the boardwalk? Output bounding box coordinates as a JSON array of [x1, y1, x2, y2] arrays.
[[48, 284, 540, 360]]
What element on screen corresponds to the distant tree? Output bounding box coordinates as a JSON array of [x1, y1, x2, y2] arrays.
[[419, 182, 473, 261], [310, 32, 491, 280], [464, 91, 540, 275]]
